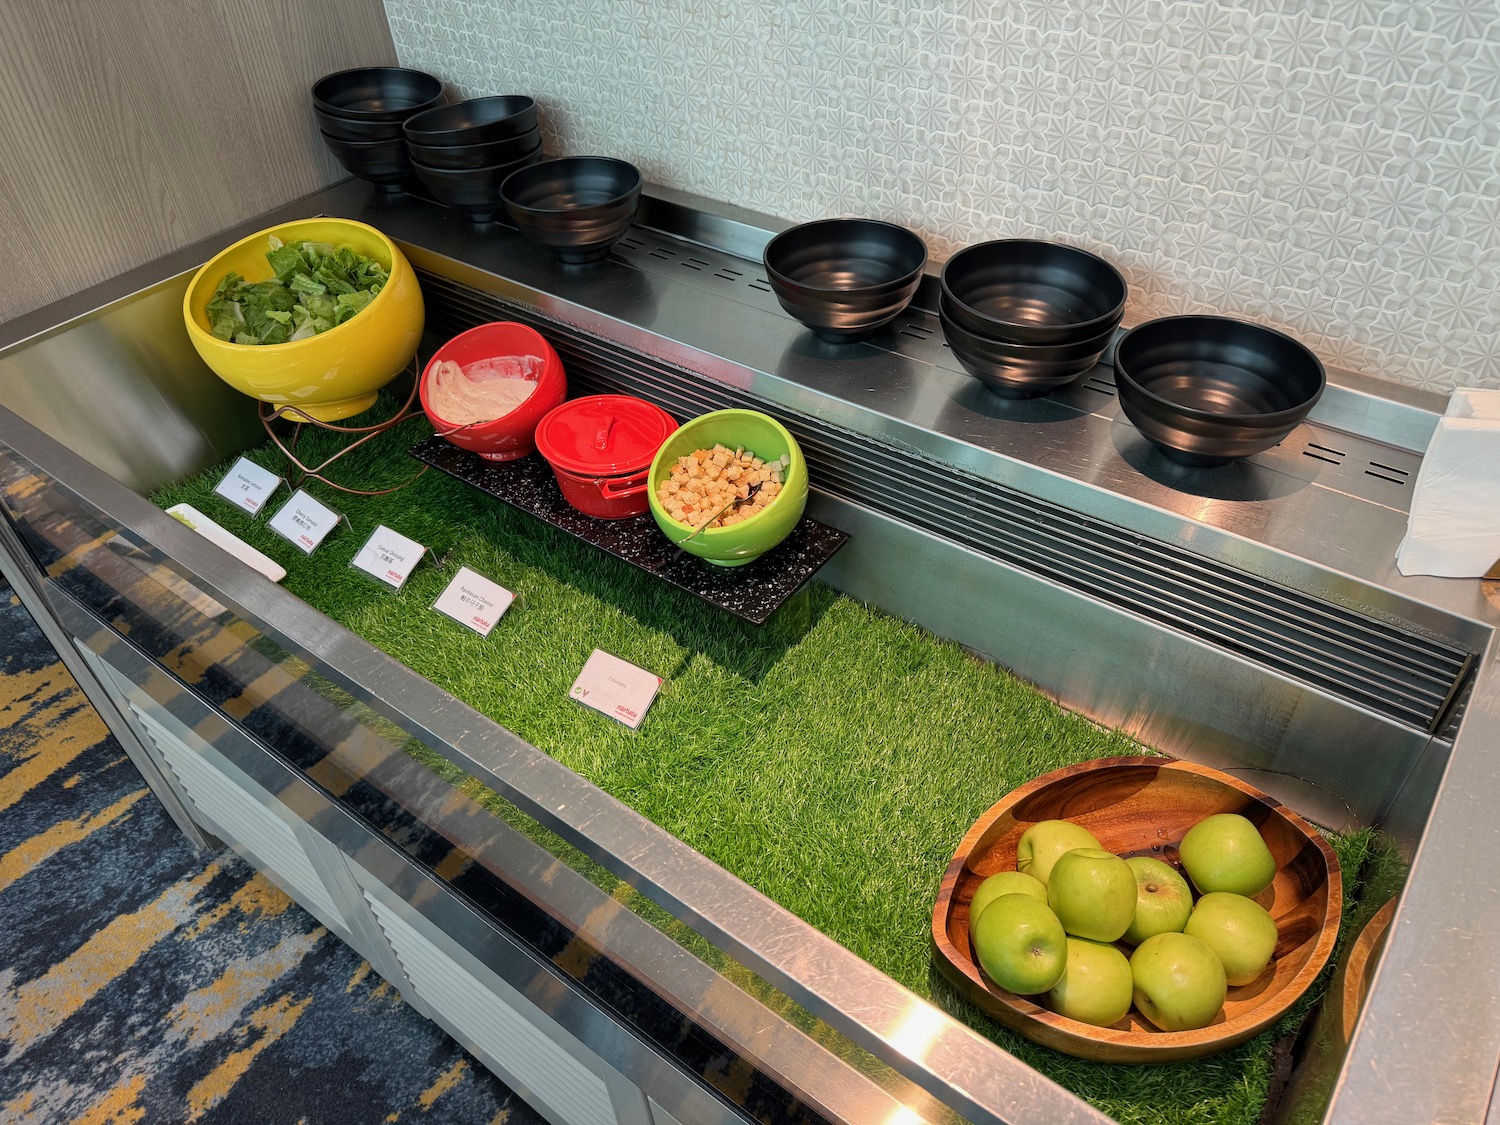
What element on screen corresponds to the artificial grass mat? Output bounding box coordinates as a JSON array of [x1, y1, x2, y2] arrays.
[[153, 398, 1400, 1125]]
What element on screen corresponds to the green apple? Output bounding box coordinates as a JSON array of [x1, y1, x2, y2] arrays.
[[1045, 938, 1134, 1027], [971, 893, 1068, 995], [1016, 819, 1101, 886], [1185, 891, 1280, 986], [1047, 848, 1138, 942], [969, 871, 1049, 937], [1121, 856, 1194, 945], [1178, 813, 1277, 897], [1129, 932, 1227, 1031]]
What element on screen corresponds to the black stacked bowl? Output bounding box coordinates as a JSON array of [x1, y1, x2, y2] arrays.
[[940, 311, 1120, 396], [406, 129, 541, 170], [939, 240, 1127, 397], [314, 67, 446, 119], [500, 157, 643, 263], [311, 67, 445, 193], [404, 96, 539, 145], [318, 132, 416, 191], [401, 97, 542, 223], [763, 219, 928, 343]]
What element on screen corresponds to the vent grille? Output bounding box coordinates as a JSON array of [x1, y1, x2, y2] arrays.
[[418, 272, 1473, 734], [129, 704, 342, 923], [364, 893, 617, 1125]]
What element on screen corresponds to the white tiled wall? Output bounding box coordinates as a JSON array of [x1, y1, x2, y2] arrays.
[[386, 0, 1500, 396]]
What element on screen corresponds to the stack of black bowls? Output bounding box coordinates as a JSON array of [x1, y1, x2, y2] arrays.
[[402, 97, 542, 224], [939, 240, 1127, 398], [500, 156, 642, 263], [762, 218, 928, 343], [312, 67, 445, 194]]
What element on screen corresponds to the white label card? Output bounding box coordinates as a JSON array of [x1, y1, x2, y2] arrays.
[[569, 649, 662, 730], [213, 457, 282, 514], [350, 524, 426, 590], [267, 489, 341, 554], [432, 567, 515, 637]]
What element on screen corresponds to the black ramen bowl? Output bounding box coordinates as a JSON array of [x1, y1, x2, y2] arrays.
[[501, 156, 643, 264], [406, 126, 542, 170], [762, 218, 928, 343], [941, 239, 1127, 345], [318, 131, 413, 194], [312, 66, 444, 122], [940, 296, 1117, 360], [403, 96, 539, 146], [1113, 315, 1326, 466], [941, 308, 1112, 398], [313, 104, 407, 143], [411, 144, 544, 224]]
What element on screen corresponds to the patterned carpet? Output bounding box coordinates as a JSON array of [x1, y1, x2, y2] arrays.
[[0, 582, 545, 1125]]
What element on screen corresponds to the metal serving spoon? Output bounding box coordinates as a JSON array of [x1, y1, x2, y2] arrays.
[[676, 481, 762, 545]]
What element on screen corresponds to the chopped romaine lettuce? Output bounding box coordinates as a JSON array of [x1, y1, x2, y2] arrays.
[[288, 272, 327, 297], [264, 242, 306, 282], [204, 238, 389, 345]]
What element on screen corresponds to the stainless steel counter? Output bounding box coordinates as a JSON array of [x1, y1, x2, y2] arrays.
[[2, 177, 1496, 1124]]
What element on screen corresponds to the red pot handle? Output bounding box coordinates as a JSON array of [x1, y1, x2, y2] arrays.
[[597, 476, 646, 500]]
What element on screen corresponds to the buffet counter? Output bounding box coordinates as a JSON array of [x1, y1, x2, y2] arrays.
[[2, 178, 1496, 1125]]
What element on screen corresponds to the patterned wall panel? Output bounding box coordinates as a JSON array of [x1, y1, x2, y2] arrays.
[[385, 0, 1500, 396]]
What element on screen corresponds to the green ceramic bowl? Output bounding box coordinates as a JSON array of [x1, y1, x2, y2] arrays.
[[648, 409, 809, 566]]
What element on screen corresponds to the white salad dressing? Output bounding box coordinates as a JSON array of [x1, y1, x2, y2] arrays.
[[427, 354, 544, 424]]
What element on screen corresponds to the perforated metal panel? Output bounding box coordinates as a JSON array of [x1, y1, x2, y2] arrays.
[[125, 703, 342, 924], [363, 893, 619, 1125]]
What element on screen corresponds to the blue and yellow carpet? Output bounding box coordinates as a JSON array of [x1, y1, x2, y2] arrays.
[[0, 582, 545, 1124]]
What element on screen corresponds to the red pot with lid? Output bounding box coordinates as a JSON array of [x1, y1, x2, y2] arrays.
[[534, 394, 678, 519]]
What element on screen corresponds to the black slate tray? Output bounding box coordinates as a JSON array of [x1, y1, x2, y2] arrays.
[[409, 435, 848, 625]]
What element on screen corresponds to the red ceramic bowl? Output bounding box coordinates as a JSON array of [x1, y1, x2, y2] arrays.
[[535, 395, 678, 519], [419, 322, 567, 461]]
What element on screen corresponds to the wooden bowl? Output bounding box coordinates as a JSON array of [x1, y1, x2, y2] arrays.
[[931, 756, 1341, 1063], [1336, 896, 1396, 1045]]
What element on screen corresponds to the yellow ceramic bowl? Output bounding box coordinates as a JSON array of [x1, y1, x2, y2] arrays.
[[182, 218, 425, 422]]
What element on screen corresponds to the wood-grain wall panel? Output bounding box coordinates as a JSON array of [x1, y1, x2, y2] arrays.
[[0, 0, 399, 323]]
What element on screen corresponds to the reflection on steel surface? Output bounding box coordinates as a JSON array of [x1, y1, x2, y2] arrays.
[[0, 444, 963, 1125]]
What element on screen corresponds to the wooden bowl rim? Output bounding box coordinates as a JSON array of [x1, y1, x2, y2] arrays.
[[931, 755, 1344, 1062], [1338, 895, 1397, 1044]]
